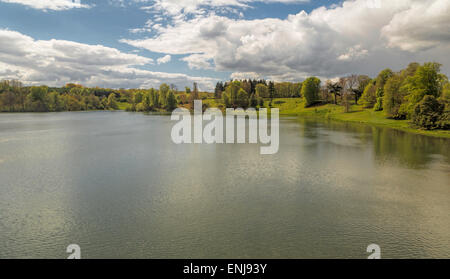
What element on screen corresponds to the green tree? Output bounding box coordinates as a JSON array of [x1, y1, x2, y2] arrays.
[[166, 91, 177, 111], [107, 93, 118, 110], [383, 74, 405, 118], [1, 91, 16, 112], [47, 91, 63, 112], [302, 77, 321, 107], [360, 80, 377, 108], [255, 83, 269, 98], [237, 88, 249, 108], [268, 81, 275, 101], [412, 95, 444, 130], [159, 83, 170, 108]]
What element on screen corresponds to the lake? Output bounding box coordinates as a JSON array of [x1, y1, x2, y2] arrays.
[[0, 111, 449, 258]]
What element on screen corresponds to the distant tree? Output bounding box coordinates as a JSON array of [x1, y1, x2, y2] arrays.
[[214, 82, 224, 99], [107, 93, 118, 110], [255, 83, 269, 98], [326, 81, 342, 105], [47, 91, 63, 112], [351, 75, 371, 104], [268, 81, 275, 101], [302, 77, 321, 107], [250, 93, 258, 107], [237, 88, 249, 108], [189, 82, 200, 109], [1, 91, 16, 112], [166, 91, 177, 111], [159, 83, 170, 108], [360, 80, 377, 108]]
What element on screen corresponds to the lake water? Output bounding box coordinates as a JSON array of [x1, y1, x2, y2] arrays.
[[0, 111, 449, 259]]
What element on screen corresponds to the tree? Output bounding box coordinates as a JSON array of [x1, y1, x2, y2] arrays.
[[326, 81, 342, 105], [268, 81, 275, 101], [412, 95, 444, 130], [372, 69, 394, 111], [30, 86, 48, 111], [250, 93, 257, 107], [223, 94, 231, 108], [159, 83, 170, 108], [255, 83, 269, 98], [214, 82, 224, 99], [1, 91, 16, 112], [383, 74, 405, 118], [399, 62, 445, 118], [47, 91, 63, 112], [384, 63, 418, 119], [107, 93, 118, 110], [360, 80, 377, 108], [166, 91, 177, 111], [352, 75, 371, 104], [189, 82, 199, 109], [236, 88, 249, 108], [302, 77, 321, 107]]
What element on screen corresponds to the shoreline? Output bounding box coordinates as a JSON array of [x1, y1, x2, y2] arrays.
[[2, 99, 449, 139]]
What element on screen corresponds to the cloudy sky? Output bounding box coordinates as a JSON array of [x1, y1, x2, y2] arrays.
[[0, 0, 449, 91]]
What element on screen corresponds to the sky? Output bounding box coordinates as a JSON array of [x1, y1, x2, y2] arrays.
[[0, 0, 449, 91]]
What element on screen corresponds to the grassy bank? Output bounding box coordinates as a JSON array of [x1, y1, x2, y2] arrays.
[[199, 97, 450, 138], [269, 98, 450, 138]]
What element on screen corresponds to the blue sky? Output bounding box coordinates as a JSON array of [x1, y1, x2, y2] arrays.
[[0, 0, 448, 90]]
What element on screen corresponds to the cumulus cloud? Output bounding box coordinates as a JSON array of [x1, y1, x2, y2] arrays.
[[381, 0, 450, 52], [122, 0, 450, 81], [0, 29, 217, 90], [157, 54, 171, 64], [0, 0, 90, 11]]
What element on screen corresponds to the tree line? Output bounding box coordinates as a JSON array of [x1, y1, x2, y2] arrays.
[[1, 62, 448, 130]]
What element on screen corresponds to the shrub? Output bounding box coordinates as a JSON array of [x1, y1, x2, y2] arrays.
[[412, 95, 444, 130]]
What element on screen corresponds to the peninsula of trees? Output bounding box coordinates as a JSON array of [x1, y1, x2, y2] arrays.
[[1, 62, 448, 132]]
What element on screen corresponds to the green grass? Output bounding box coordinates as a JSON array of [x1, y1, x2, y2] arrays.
[[117, 102, 130, 110], [226, 97, 449, 139]]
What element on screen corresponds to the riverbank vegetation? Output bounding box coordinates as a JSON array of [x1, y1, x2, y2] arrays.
[[1, 62, 448, 137]]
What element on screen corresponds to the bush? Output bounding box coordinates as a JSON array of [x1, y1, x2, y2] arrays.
[[412, 95, 444, 130]]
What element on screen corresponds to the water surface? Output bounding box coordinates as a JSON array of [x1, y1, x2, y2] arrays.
[[0, 112, 449, 258]]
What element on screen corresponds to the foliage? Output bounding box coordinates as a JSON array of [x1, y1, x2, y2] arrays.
[[412, 95, 444, 130], [301, 77, 321, 107]]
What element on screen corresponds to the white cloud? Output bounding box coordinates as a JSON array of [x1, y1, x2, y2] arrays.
[[181, 54, 213, 69], [0, 29, 217, 90], [381, 0, 450, 52], [122, 0, 450, 81], [142, 0, 310, 16], [157, 54, 171, 64], [0, 0, 90, 11]]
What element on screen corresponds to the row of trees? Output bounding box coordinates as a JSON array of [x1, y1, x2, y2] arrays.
[[301, 62, 449, 130], [360, 62, 449, 129], [127, 83, 178, 112], [0, 81, 120, 112], [215, 79, 302, 100], [2, 62, 448, 130]]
